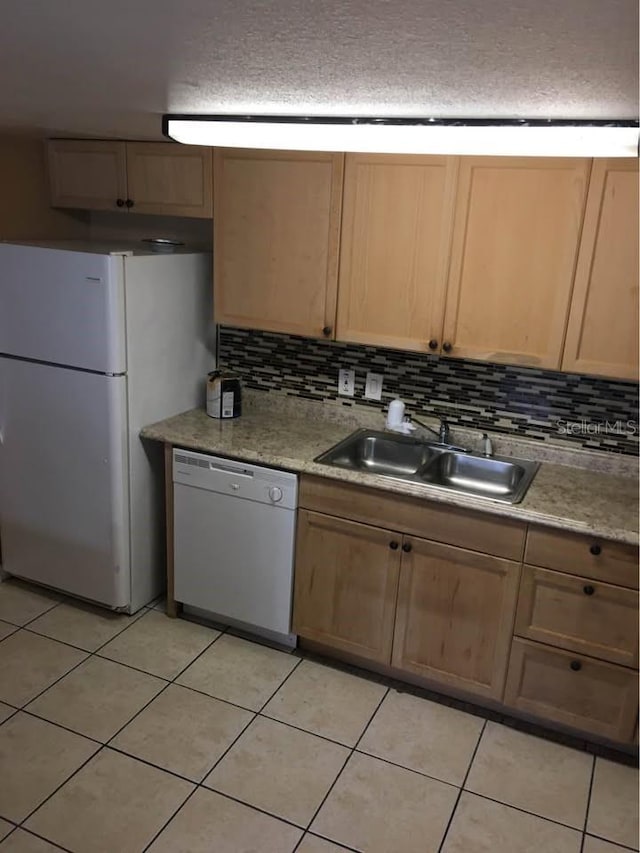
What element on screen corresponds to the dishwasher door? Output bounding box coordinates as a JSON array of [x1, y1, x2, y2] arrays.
[[172, 449, 298, 642]]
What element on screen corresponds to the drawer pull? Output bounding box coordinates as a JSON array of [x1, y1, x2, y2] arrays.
[[570, 660, 582, 672], [590, 544, 602, 556], [389, 540, 399, 550], [402, 542, 413, 553], [583, 584, 595, 596]]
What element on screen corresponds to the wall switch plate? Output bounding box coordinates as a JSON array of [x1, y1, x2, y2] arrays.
[[338, 368, 355, 396], [364, 372, 384, 401]]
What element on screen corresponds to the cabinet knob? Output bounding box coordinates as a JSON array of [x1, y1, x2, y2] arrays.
[[570, 660, 582, 672], [442, 341, 453, 353], [125, 198, 134, 209], [322, 326, 332, 337], [116, 198, 125, 208], [589, 544, 601, 556], [389, 540, 399, 550], [428, 339, 438, 351], [402, 542, 412, 553], [583, 584, 595, 596]]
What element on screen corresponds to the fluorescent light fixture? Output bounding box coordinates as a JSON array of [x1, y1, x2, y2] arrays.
[[163, 115, 639, 157]]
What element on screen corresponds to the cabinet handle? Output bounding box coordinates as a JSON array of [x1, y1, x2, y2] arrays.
[[570, 660, 582, 672], [442, 341, 453, 353], [322, 326, 332, 337], [389, 541, 399, 550], [125, 198, 134, 209], [428, 339, 438, 351], [589, 544, 601, 556], [116, 198, 125, 207], [583, 585, 595, 596], [402, 542, 412, 553]]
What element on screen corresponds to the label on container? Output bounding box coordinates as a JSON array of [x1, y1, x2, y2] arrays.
[[222, 390, 234, 418]]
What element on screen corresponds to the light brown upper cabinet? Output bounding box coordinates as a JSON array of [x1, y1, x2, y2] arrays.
[[214, 148, 344, 337], [48, 139, 127, 211], [47, 139, 212, 217], [124, 143, 212, 217], [441, 157, 591, 368], [336, 154, 458, 352], [562, 158, 639, 380]]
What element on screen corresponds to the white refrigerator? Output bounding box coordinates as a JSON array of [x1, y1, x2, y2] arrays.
[[0, 241, 215, 612]]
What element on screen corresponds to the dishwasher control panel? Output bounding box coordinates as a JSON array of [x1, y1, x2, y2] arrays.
[[173, 449, 298, 510]]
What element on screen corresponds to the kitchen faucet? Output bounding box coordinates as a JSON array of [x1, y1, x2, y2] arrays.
[[411, 416, 468, 451]]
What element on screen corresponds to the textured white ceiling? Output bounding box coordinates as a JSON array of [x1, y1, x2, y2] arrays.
[[0, 0, 637, 140]]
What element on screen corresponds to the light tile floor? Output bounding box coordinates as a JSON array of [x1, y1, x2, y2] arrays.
[[0, 578, 637, 853]]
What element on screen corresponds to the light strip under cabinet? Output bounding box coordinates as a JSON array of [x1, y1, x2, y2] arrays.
[[162, 115, 640, 158]]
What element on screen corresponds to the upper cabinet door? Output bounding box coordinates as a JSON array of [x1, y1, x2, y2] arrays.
[[442, 157, 591, 368], [125, 143, 212, 218], [48, 139, 127, 211], [214, 149, 344, 338], [336, 154, 458, 352], [562, 159, 639, 380]]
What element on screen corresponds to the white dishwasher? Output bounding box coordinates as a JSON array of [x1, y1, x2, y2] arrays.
[[173, 449, 298, 646]]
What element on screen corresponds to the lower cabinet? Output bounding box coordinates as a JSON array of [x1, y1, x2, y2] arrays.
[[505, 638, 639, 742], [293, 493, 522, 699], [392, 537, 521, 699], [292, 476, 639, 745], [293, 510, 400, 664]]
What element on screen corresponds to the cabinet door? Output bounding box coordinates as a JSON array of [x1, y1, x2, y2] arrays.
[[336, 154, 457, 352], [47, 139, 127, 211], [293, 510, 401, 664], [125, 142, 212, 217], [392, 537, 521, 699], [214, 149, 344, 337], [562, 159, 639, 379], [442, 157, 590, 368], [505, 638, 638, 742]]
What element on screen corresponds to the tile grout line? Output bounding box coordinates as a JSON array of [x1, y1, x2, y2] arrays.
[[5, 597, 635, 850], [20, 608, 226, 731], [16, 743, 106, 830], [1, 606, 229, 848], [437, 718, 488, 853], [583, 832, 639, 852], [291, 685, 391, 850], [102, 625, 229, 748], [3, 824, 73, 852], [579, 755, 596, 853], [6, 601, 162, 712], [458, 788, 596, 834], [140, 633, 304, 852]]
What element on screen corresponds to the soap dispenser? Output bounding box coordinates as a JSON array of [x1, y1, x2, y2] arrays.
[[386, 400, 416, 435]]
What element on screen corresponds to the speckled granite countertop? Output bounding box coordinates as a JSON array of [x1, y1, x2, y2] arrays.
[[142, 393, 639, 546]]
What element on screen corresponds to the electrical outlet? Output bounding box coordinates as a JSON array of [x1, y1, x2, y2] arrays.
[[338, 368, 355, 396], [364, 372, 383, 401]]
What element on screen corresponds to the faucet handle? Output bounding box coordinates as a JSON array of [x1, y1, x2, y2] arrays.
[[439, 419, 450, 443]]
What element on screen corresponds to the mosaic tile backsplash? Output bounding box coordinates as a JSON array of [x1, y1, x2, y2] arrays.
[[219, 327, 639, 456]]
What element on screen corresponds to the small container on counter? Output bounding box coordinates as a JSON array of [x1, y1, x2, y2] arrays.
[[206, 370, 242, 419]]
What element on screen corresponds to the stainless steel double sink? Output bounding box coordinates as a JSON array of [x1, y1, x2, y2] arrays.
[[314, 429, 540, 504]]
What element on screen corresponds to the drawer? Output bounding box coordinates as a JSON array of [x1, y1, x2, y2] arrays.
[[515, 566, 639, 667], [504, 638, 639, 742], [525, 527, 639, 589], [299, 475, 526, 560]]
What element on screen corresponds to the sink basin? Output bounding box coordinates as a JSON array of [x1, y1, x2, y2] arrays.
[[315, 430, 440, 478], [419, 451, 539, 503], [315, 429, 539, 504]]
